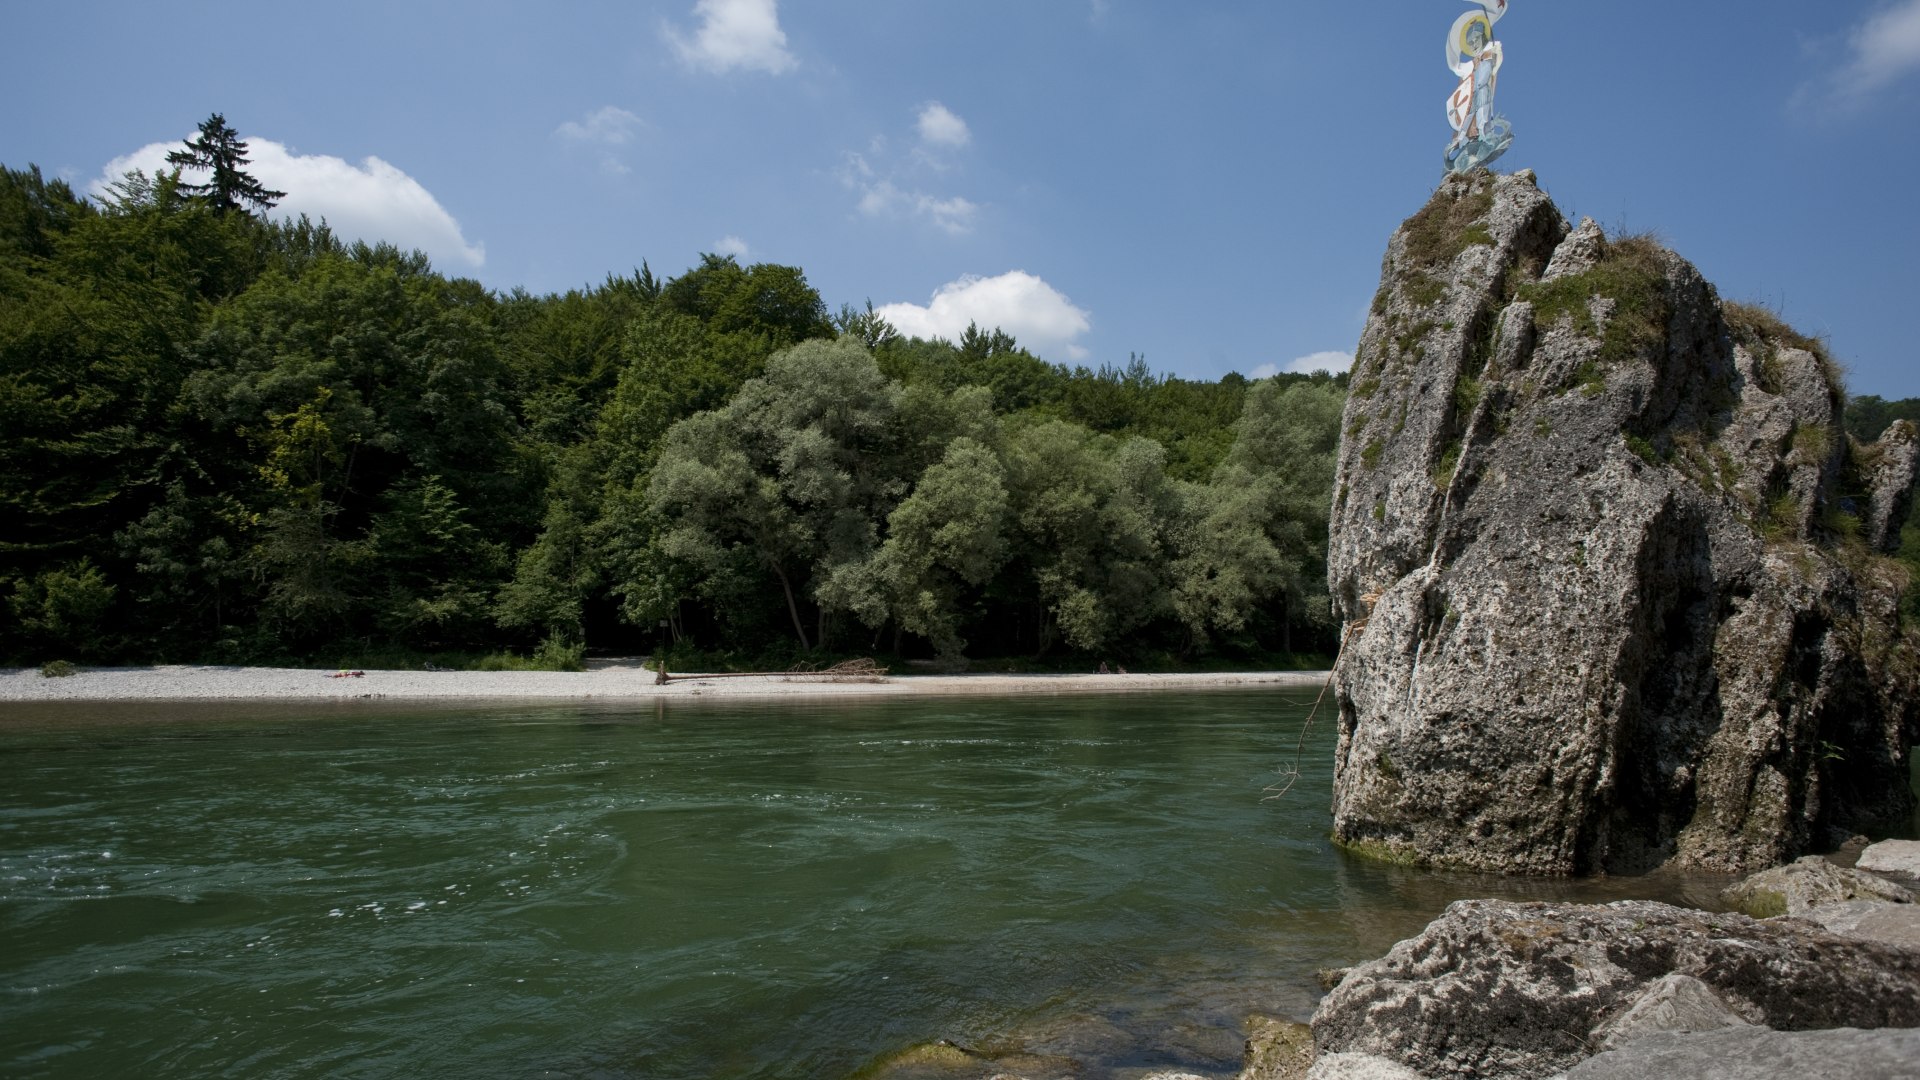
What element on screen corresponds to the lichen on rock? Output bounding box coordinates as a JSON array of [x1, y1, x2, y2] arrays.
[[1327, 169, 1920, 875]]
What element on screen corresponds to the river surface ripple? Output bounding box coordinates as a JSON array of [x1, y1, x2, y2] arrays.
[[1, 691, 1747, 1079]]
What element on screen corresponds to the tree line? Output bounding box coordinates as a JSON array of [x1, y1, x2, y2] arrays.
[[1, 151, 1350, 670]]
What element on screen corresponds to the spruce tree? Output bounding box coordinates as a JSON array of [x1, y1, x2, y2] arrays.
[[166, 113, 286, 215]]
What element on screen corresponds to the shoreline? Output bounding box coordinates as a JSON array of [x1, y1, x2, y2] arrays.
[[0, 662, 1330, 704]]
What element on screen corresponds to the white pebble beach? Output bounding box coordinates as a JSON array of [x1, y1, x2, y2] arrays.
[[0, 661, 1330, 704]]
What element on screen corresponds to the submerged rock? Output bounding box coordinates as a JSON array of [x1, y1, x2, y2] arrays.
[[1720, 854, 1915, 916], [1327, 169, 1920, 875], [1239, 1016, 1314, 1080], [1309, 898, 1920, 1080]]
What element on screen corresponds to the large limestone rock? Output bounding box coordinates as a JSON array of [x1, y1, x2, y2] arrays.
[[1310, 899, 1920, 1080], [1327, 169, 1920, 874]]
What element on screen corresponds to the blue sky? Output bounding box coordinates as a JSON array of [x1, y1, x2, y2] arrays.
[[5, 0, 1919, 396]]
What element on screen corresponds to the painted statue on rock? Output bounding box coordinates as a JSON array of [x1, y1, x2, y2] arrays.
[[1444, 0, 1512, 174]]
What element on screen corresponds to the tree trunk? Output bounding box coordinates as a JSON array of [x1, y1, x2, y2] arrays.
[[771, 564, 812, 651]]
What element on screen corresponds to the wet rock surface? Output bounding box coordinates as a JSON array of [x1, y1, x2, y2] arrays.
[[1326, 169, 1920, 875]]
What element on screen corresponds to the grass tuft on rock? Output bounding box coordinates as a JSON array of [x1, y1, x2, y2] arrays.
[[1401, 184, 1497, 268], [1519, 232, 1671, 369]]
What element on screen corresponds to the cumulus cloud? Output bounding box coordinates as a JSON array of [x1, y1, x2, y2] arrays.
[[714, 235, 751, 259], [97, 137, 484, 269], [1798, 0, 1920, 108], [877, 271, 1092, 360], [666, 0, 797, 75], [916, 102, 971, 148]]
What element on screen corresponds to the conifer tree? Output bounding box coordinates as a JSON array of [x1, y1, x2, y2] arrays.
[[166, 113, 285, 215]]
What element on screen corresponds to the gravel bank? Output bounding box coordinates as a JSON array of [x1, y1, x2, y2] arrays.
[[0, 662, 1329, 704]]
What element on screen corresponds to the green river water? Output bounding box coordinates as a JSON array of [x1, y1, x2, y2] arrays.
[[0, 691, 1820, 1079]]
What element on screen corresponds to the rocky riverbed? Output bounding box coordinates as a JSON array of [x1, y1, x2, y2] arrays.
[[866, 841, 1919, 1080]]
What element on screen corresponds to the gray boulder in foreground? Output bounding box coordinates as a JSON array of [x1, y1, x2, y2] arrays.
[[1559, 1026, 1920, 1080], [1326, 169, 1919, 875], [1311, 899, 1920, 1080]]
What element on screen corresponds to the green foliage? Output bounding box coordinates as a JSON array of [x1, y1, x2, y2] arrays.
[[1847, 395, 1920, 442], [1452, 374, 1482, 418], [8, 559, 116, 660], [1573, 361, 1607, 398], [38, 659, 76, 677], [1758, 487, 1802, 542], [1403, 273, 1447, 309], [1625, 434, 1660, 465], [471, 634, 586, 671], [1361, 439, 1386, 470], [0, 152, 1348, 669], [1432, 442, 1462, 489], [167, 114, 286, 216]]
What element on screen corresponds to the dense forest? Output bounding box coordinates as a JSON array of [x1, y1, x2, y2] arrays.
[[5, 133, 1915, 671], [0, 153, 1350, 671]]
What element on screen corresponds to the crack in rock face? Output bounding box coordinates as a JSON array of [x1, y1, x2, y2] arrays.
[[1326, 170, 1919, 876]]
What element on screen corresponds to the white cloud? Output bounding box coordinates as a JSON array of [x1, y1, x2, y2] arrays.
[[555, 106, 644, 175], [715, 235, 751, 259], [916, 102, 971, 148], [1797, 0, 1920, 109], [556, 106, 643, 145], [852, 173, 979, 235], [877, 271, 1093, 360], [666, 0, 796, 75], [840, 144, 979, 236], [96, 137, 484, 269], [1839, 0, 1920, 96], [1281, 350, 1354, 375]]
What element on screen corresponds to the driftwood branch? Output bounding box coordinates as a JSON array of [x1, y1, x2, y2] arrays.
[[653, 657, 888, 685]]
